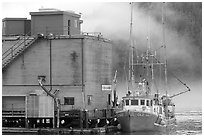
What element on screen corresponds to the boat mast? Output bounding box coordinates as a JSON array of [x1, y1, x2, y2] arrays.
[[162, 2, 169, 120], [146, 5, 152, 95], [128, 2, 134, 92], [162, 2, 168, 97]]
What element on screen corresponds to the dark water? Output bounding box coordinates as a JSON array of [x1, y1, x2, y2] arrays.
[[109, 111, 202, 135]]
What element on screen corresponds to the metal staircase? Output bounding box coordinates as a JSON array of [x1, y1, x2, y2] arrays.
[[2, 35, 38, 70]]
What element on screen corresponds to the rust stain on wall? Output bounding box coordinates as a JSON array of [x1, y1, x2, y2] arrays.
[[70, 51, 80, 84]]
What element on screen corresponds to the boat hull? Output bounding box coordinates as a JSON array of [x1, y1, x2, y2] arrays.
[[117, 110, 158, 132]]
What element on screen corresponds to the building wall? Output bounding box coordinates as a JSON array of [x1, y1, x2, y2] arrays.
[[26, 91, 54, 118], [63, 14, 81, 35], [2, 19, 31, 35], [24, 20, 31, 35], [3, 38, 83, 110], [2, 37, 112, 112], [30, 12, 81, 36], [83, 38, 112, 110], [31, 15, 63, 35]]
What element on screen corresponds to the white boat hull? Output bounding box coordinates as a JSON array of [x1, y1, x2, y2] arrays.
[[117, 110, 158, 132]]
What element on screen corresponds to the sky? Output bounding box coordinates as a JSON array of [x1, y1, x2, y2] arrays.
[[1, 0, 203, 112]]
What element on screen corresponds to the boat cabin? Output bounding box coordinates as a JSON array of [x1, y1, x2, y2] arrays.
[[123, 97, 153, 107], [121, 95, 165, 115], [121, 96, 154, 112]]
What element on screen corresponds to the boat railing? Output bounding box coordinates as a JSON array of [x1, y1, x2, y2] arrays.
[[123, 105, 153, 113]]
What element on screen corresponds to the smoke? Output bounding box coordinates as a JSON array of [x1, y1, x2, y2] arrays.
[[82, 2, 201, 79], [81, 2, 202, 110]]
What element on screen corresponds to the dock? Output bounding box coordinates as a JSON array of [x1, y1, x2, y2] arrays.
[[2, 126, 118, 135]]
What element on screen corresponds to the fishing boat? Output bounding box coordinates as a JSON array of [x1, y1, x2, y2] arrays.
[[116, 2, 190, 132]]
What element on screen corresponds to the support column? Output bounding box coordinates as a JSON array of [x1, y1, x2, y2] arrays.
[[79, 110, 83, 129], [85, 110, 89, 128]]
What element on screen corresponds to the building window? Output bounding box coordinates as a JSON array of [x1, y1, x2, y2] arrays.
[[146, 100, 149, 106], [125, 100, 129, 105], [108, 94, 111, 105], [87, 95, 92, 105], [140, 100, 145, 105], [131, 100, 138, 105], [74, 20, 78, 28], [68, 20, 71, 35], [150, 100, 153, 106], [64, 97, 74, 105]]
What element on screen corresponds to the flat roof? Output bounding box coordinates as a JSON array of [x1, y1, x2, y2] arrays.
[[2, 18, 29, 21], [30, 10, 81, 18], [122, 95, 154, 99]]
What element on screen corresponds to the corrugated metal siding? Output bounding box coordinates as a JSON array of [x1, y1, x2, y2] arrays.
[[38, 95, 54, 117], [27, 95, 39, 117], [26, 94, 54, 118]]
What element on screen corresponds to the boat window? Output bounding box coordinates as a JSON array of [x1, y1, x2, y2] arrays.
[[140, 100, 145, 105], [150, 100, 153, 106], [125, 100, 129, 105], [131, 100, 138, 105], [146, 100, 149, 106]]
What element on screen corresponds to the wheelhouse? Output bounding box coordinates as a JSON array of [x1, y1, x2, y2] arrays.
[[123, 97, 153, 107]]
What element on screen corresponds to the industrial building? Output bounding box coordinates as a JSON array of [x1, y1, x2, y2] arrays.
[[30, 8, 83, 35], [2, 8, 114, 129], [2, 18, 31, 36]]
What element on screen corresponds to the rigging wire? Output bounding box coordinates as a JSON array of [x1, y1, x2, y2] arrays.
[[150, 52, 190, 93]]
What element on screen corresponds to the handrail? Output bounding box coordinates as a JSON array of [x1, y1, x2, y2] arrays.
[[2, 36, 33, 61], [2, 38, 22, 56], [2, 31, 33, 61], [2, 31, 32, 56]]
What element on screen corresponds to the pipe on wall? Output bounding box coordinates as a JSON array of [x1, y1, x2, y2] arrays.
[[81, 38, 86, 110], [38, 79, 60, 128], [37, 39, 60, 128]]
